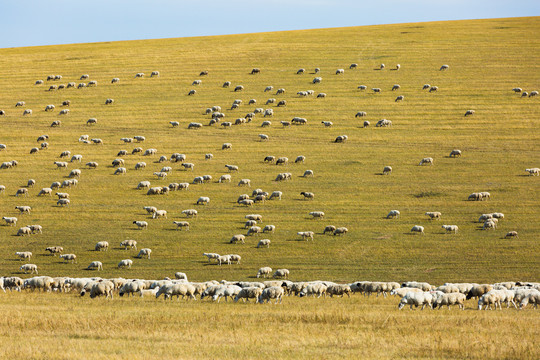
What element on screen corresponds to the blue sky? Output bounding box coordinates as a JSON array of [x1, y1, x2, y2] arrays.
[[1, 0, 538, 48]]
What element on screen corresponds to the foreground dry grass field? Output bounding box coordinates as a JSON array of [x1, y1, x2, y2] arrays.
[[0, 292, 538, 360], [0, 16, 539, 358]]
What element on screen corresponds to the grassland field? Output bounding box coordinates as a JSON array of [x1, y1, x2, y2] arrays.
[[0, 16, 538, 359]]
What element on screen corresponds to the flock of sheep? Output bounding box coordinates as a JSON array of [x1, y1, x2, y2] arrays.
[[0, 56, 537, 309], [1, 274, 539, 310]]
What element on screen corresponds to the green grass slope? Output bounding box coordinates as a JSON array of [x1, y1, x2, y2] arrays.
[[0, 17, 539, 283]]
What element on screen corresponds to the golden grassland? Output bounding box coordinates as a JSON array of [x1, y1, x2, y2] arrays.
[[0, 292, 538, 360], [0, 16, 539, 358]]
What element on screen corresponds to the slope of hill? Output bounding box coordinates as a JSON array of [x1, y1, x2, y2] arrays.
[[0, 16, 538, 284]]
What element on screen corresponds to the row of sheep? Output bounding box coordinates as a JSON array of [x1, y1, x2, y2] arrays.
[[2, 274, 538, 309]]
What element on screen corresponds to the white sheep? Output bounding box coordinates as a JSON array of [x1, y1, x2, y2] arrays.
[[419, 157, 434, 166], [442, 225, 458, 234], [525, 168, 540, 176], [309, 211, 324, 219], [257, 267, 273, 279], [173, 221, 190, 230], [222, 143, 232, 150], [411, 225, 424, 235], [425, 211, 442, 220], [15, 206, 31, 214], [137, 248, 152, 259], [115, 167, 127, 175], [60, 254, 77, 263], [120, 239, 137, 250], [133, 221, 148, 230], [118, 259, 133, 269], [57, 199, 70, 206], [153, 210, 168, 219], [182, 209, 198, 218], [95, 241, 109, 251], [298, 231, 314, 241], [20, 264, 38, 274], [196, 197, 210, 205], [2, 217, 17, 226]]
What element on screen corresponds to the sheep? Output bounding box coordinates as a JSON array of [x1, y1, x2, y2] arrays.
[[273, 269, 289, 279], [234, 85, 244, 92], [194, 196, 210, 206], [244, 219, 257, 228], [429, 86, 438, 92], [152, 210, 167, 219], [440, 64, 449, 71], [113, 167, 126, 175], [136, 248, 152, 259], [299, 282, 328, 298], [529, 90, 539, 97], [317, 93, 327, 98], [60, 254, 77, 264], [68, 169, 81, 178], [300, 191, 315, 200], [464, 110, 475, 116], [251, 68, 261, 74], [23, 109, 32, 115], [119, 239, 137, 251], [519, 292, 540, 309], [313, 77, 322, 84], [372, 88, 381, 93], [245, 214, 263, 222], [247, 226, 262, 236], [291, 117, 307, 125], [466, 284, 494, 300], [20, 264, 38, 274], [483, 219, 497, 230], [49, 85, 58, 91], [442, 225, 458, 234], [390, 287, 424, 298], [504, 231, 518, 239], [261, 121, 272, 128], [236, 179, 251, 188], [222, 143, 232, 150], [326, 284, 352, 298], [36, 187, 53, 197], [525, 168, 540, 176], [411, 225, 424, 235], [398, 291, 434, 310], [15, 188, 29, 197], [172, 221, 190, 231], [425, 212, 441, 220], [395, 95, 404, 102], [268, 191, 282, 200], [272, 157, 289, 167], [118, 259, 133, 269], [298, 231, 314, 241], [45, 246, 63, 255], [433, 293, 466, 310], [255, 238, 271, 249], [15, 251, 32, 261], [277, 99, 286, 106], [91, 138, 103, 145], [0, 144, 5, 151], [133, 221, 148, 230], [182, 209, 198, 218], [257, 267, 273, 279], [2, 217, 17, 226], [294, 155, 306, 164], [333, 227, 348, 236], [419, 157, 434, 166], [56, 198, 70, 206], [309, 211, 325, 219], [222, 81, 231, 88], [15, 206, 31, 214], [262, 225, 275, 234], [358, 85, 367, 90], [480, 191, 491, 200], [334, 134, 350, 143]]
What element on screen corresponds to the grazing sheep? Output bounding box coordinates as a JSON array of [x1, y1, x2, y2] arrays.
[[298, 231, 314, 241], [251, 68, 261, 74], [334, 135, 348, 143], [60, 254, 77, 264], [302, 170, 314, 177], [440, 64, 449, 71], [247, 226, 262, 236], [196, 196, 210, 206], [411, 225, 424, 235], [525, 168, 540, 176], [222, 81, 231, 88], [504, 231, 518, 239], [529, 90, 539, 97], [333, 227, 348, 236], [429, 86, 438, 92], [386, 210, 400, 219], [23, 109, 32, 115], [173, 221, 190, 231], [245, 214, 263, 223], [114, 167, 127, 175], [464, 110, 475, 116], [120, 239, 137, 250], [94, 241, 109, 252], [258, 134, 269, 141], [257, 267, 273, 279], [419, 157, 434, 166], [136, 248, 152, 259], [425, 211, 442, 220], [70, 155, 82, 163], [15, 251, 32, 261], [313, 77, 322, 84], [237, 179, 251, 187], [222, 143, 232, 150], [118, 259, 133, 269], [86, 118, 97, 125], [17, 227, 32, 236], [57, 199, 70, 206], [37, 188, 53, 197], [234, 85, 244, 92], [449, 149, 462, 158], [152, 210, 168, 219], [2, 217, 17, 226], [442, 225, 458, 234], [295, 155, 306, 163], [20, 264, 38, 274], [151, 71, 160, 77], [135, 72, 145, 78], [300, 191, 315, 200], [45, 246, 63, 256], [68, 169, 81, 178], [105, 98, 114, 105], [15, 188, 29, 197], [358, 85, 367, 90], [323, 225, 337, 235], [398, 291, 434, 310], [133, 221, 148, 230], [268, 191, 282, 200], [182, 209, 198, 218], [395, 95, 404, 102], [273, 269, 289, 279], [91, 138, 103, 145], [35, 80, 44, 85]]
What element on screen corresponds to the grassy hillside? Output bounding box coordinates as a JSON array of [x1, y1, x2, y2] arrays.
[[0, 16, 539, 285]]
